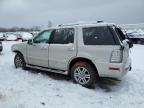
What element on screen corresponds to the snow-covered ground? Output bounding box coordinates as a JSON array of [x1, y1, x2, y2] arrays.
[[0, 41, 144, 108]]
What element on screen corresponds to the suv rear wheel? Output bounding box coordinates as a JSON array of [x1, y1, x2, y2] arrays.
[[14, 53, 26, 70], [71, 62, 98, 88]]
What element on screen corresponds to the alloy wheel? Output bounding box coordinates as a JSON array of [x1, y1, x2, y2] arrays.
[[74, 67, 90, 85]]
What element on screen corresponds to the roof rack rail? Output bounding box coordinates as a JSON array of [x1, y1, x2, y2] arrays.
[[58, 23, 79, 27], [58, 21, 104, 27]]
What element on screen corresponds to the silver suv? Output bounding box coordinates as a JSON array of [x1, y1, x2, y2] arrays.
[[12, 22, 132, 87]]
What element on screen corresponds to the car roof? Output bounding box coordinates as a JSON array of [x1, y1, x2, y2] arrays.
[[57, 22, 115, 27], [43, 22, 116, 31]]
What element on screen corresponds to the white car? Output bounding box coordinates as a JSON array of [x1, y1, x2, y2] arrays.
[[0, 33, 5, 41], [6, 34, 18, 41], [21, 32, 33, 41], [12, 22, 132, 88]]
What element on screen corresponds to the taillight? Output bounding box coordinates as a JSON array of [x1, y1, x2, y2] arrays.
[[110, 49, 123, 63]]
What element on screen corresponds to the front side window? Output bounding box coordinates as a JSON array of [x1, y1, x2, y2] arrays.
[[83, 26, 116, 45], [33, 30, 52, 43], [50, 28, 74, 44]]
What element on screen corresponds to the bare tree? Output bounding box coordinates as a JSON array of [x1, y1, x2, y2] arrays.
[[47, 21, 52, 28]]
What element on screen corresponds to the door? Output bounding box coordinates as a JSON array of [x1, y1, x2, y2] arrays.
[[49, 28, 76, 70], [114, 27, 130, 63], [27, 30, 52, 67]]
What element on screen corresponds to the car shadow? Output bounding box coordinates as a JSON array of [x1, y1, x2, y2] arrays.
[[97, 77, 121, 92], [28, 68, 71, 81], [28, 68, 121, 92]]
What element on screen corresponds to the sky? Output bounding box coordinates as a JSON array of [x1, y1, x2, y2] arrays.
[[0, 0, 144, 28]]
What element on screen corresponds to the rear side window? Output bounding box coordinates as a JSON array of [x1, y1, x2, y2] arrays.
[[83, 26, 116, 45], [50, 28, 74, 44]]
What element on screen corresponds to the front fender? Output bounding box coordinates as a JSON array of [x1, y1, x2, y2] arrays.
[[11, 42, 27, 62]]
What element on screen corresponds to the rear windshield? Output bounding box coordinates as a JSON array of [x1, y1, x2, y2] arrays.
[[83, 26, 116, 45]]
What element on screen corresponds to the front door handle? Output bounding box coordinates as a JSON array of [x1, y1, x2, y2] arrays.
[[67, 47, 74, 51]]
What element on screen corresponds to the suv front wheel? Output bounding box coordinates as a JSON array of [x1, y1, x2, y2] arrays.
[[71, 62, 98, 88], [14, 53, 26, 70]]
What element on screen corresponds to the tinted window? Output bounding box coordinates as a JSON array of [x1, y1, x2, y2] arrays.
[[115, 28, 126, 41], [83, 26, 116, 45], [50, 28, 74, 44], [33, 30, 52, 43]]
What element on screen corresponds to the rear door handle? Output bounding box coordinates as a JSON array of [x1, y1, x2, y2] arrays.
[[41, 47, 47, 50], [41, 46, 47, 50]]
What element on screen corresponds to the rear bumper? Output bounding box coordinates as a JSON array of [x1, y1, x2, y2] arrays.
[[95, 57, 132, 79], [118, 58, 132, 78]]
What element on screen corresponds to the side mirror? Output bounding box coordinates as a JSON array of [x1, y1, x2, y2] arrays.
[[27, 39, 33, 45]]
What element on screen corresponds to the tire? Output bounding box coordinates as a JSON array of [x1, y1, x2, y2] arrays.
[[14, 53, 27, 70], [71, 62, 98, 88]]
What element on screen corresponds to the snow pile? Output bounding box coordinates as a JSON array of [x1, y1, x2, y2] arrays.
[[0, 33, 4, 37], [0, 42, 144, 108], [126, 29, 144, 38]]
